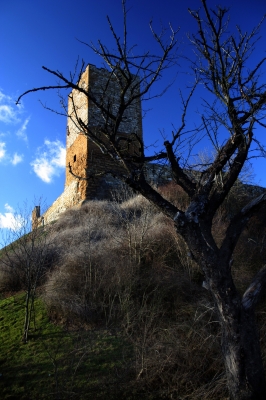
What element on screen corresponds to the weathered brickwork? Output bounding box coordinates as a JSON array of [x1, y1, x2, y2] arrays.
[[65, 134, 89, 196], [67, 69, 88, 147], [32, 64, 143, 228], [66, 64, 142, 148], [34, 181, 83, 226], [87, 65, 142, 136], [66, 64, 143, 201]]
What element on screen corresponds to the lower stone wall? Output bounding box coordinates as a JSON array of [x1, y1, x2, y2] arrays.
[[33, 160, 265, 229], [33, 163, 174, 228], [35, 181, 83, 227]]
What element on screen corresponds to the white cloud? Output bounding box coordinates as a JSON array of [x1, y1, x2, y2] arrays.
[[0, 105, 16, 124], [11, 152, 23, 165], [0, 142, 23, 165], [4, 203, 14, 213], [31, 140, 66, 183], [16, 117, 30, 142], [0, 203, 24, 230], [0, 142, 6, 160], [0, 90, 20, 124], [0, 92, 11, 103]]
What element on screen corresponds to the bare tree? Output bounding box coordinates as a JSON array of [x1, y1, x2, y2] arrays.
[[17, 1, 266, 398], [0, 203, 55, 343]]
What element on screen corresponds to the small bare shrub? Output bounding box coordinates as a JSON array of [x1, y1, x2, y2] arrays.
[[0, 202, 56, 342]]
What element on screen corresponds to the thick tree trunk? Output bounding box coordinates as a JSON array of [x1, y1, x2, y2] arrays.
[[210, 275, 266, 399], [175, 203, 266, 399], [221, 307, 265, 399]]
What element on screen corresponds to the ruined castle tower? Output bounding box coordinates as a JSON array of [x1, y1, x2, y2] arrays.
[[66, 64, 143, 201], [32, 64, 143, 227]]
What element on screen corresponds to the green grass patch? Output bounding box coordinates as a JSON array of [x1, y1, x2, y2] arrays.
[[0, 293, 133, 399]]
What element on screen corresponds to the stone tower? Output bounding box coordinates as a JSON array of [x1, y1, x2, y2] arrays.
[[65, 64, 143, 201], [32, 64, 143, 227]]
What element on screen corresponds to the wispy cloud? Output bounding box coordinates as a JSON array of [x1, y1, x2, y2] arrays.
[[0, 142, 6, 160], [0, 91, 29, 163], [0, 90, 20, 124], [0, 203, 24, 230], [31, 140, 66, 183], [16, 117, 30, 142], [4, 204, 14, 213], [11, 152, 23, 165], [0, 142, 23, 165]]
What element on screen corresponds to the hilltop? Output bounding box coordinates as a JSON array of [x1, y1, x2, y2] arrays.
[[0, 182, 266, 399]]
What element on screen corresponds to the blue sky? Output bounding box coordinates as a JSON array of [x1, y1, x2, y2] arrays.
[[0, 0, 266, 235]]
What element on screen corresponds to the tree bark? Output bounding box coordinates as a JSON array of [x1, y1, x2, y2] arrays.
[[23, 289, 30, 343], [180, 218, 266, 400], [221, 310, 266, 400], [207, 265, 266, 400]]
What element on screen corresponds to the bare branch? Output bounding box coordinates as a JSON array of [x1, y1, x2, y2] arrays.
[[16, 84, 70, 105], [220, 191, 266, 260], [242, 265, 266, 310], [164, 140, 196, 196]]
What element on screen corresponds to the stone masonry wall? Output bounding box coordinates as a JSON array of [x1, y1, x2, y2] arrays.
[[33, 163, 170, 228], [66, 64, 142, 149], [67, 67, 89, 148], [65, 64, 143, 201], [34, 180, 84, 226], [65, 134, 89, 199], [33, 64, 143, 227], [88, 64, 142, 137]]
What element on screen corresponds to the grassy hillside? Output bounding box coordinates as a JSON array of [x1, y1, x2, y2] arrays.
[[0, 293, 134, 400], [1, 184, 266, 399]]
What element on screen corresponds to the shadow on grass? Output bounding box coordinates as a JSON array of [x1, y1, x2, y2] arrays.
[[0, 294, 135, 400]]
